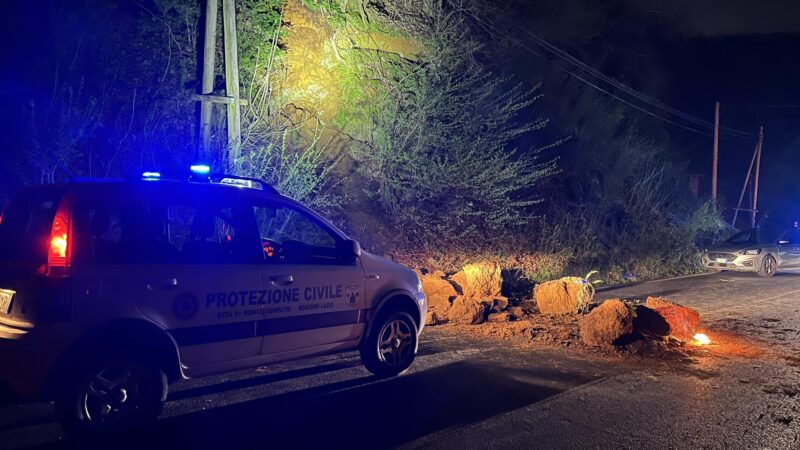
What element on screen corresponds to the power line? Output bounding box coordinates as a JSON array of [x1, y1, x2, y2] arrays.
[[469, 13, 756, 140], [513, 24, 753, 138]]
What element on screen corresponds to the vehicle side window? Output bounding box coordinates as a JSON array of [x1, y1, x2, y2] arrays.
[[253, 203, 342, 265], [165, 203, 258, 264], [74, 202, 158, 264], [75, 200, 259, 264]]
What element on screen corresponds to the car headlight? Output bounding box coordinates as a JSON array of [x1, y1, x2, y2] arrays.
[[740, 248, 762, 255]]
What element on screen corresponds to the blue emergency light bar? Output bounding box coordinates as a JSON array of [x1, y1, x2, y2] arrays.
[[190, 164, 211, 174], [134, 166, 280, 195]]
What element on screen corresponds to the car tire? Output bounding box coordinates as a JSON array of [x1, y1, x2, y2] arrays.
[[758, 255, 777, 277], [54, 354, 167, 438], [360, 310, 418, 378]]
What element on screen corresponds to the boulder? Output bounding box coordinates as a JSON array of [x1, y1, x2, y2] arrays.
[[579, 299, 633, 346], [644, 297, 700, 340], [448, 261, 503, 298], [534, 279, 585, 315], [447, 296, 488, 325], [420, 273, 458, 314]]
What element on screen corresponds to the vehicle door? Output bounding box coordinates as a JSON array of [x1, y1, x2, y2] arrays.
[[74, 188, 264, 369], [251, 199, 366, 355], [777, 230, 800, 267]]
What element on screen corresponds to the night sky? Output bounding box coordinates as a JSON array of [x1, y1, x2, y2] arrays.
[[1, 0, 799, 218]]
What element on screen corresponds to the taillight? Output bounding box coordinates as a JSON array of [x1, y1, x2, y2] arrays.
[[47, 194, 73, 276]]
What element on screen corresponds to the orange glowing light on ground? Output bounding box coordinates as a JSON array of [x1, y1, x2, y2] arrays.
[[693, 333, 711, 345]]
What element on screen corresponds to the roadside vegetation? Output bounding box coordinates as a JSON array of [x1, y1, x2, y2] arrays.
[[7, 0, 731, 285]]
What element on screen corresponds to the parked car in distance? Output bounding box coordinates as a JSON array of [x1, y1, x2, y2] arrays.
[[702, 227, 800, 277]]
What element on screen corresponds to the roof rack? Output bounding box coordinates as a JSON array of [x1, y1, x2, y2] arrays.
[[210, 174, 280, 195], [134, 170, 280, 195]]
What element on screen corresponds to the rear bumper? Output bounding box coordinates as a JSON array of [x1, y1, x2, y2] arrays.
[[0, 322, 78, 399]]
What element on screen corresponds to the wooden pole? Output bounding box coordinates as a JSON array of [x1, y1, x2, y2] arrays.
[[200, 0, 219, 160], [752, 126, 764, 228], [712, 101, 720, 207], [732, 135, 760, 228], [222, 0, 242, 163]]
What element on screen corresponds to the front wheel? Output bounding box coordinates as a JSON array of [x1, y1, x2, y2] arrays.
[[758, 255, 778, 277], [55, 356, 167, 438], [360, 311, 418, 377]]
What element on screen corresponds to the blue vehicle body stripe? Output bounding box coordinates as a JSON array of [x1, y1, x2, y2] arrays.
[[169, 310, 362, 346]]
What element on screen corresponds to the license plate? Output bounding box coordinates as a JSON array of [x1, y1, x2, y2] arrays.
[[0, 289, 15, 314], [715, 258, 727, 263]]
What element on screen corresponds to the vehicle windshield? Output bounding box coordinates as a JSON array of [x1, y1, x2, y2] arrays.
[[725, 228, 780, 246]]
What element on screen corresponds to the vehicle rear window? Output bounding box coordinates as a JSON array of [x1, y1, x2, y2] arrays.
[[0, 189, 63, 264]]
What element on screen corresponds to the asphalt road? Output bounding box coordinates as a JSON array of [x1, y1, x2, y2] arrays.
[[1, 271, 799, 449]]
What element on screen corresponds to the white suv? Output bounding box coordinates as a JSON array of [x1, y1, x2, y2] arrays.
[[0, 167, 426, 436]]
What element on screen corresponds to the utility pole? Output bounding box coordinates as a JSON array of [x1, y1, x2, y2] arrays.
[[194, 0, 242, 167], [712, 101, 720, 207], [752, 127, 764, 228], [199, 0, 218, 160], [731, 126, 765, 229], [222, 0, 242, 159]]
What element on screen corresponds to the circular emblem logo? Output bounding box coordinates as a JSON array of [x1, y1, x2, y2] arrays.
[[173, 293, 199, 320]]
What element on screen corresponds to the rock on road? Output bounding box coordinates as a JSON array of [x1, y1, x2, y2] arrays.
[[1, 271, 799, 449]]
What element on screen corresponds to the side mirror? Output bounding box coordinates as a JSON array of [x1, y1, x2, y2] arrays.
[[338, 239, 361, 260], [349, 239, 362, 257]]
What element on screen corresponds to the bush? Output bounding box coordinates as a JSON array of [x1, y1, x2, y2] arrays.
[[234, 127, 342, 213]]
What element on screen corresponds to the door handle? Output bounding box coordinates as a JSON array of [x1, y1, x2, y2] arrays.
[[270, 274, 294, 286], [146, 278, 179, 291]]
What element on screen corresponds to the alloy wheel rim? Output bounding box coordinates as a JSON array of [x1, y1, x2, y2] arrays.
[[378, 319, 414, 367], [82, 365, 141, 424], [766, 257, 776, 275]]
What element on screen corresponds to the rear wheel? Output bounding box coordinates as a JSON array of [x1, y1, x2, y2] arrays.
[[360, 311, 418, 377], [758, 255, 777, 277], [55, 355, 167, 438]]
